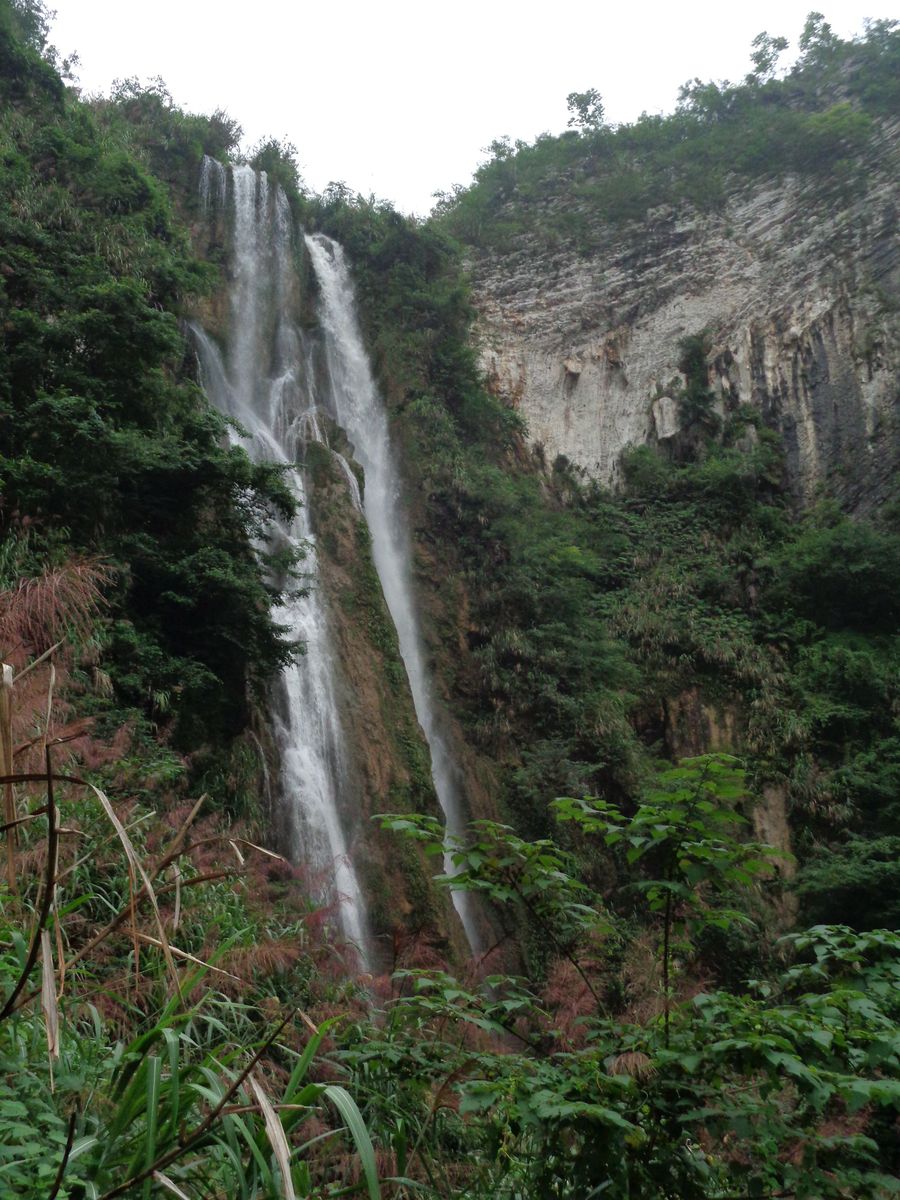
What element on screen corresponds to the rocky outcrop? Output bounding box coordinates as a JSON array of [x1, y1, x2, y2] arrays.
[[473, 120, 900, 511]]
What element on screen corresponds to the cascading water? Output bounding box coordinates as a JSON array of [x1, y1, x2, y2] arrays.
[[194, 160, 370, 966], [305, 233, 484, 956]]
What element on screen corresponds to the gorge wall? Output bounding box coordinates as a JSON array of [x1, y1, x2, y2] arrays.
[[472, 119, 900, 512]]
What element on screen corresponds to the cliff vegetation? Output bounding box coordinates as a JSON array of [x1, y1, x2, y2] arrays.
[[435, 15, 899, 253]]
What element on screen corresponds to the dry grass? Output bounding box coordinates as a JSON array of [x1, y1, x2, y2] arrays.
[[1, 559, 111, 661]]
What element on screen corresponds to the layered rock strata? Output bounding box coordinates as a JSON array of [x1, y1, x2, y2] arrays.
[[473, 121, 900, 511]]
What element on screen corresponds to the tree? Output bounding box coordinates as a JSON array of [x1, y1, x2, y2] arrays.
[[798, 11, 841, 67], [566, 88, 604, 132], [748, 30, 789, 82], [375, 759, 899, 1198], [555, 755, 781, 1043]]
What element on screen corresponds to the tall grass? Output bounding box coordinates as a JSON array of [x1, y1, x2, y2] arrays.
[[0, 642, 381, 1199]]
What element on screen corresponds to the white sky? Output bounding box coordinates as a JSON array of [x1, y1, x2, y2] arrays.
[[50, 1, 883, 215]]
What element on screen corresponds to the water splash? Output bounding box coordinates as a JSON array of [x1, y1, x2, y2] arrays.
[[305, 232, 484, 955]]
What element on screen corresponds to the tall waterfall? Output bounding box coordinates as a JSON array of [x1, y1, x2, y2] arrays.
[[195, 161, 370, 966], [305, 234, 483, 955]]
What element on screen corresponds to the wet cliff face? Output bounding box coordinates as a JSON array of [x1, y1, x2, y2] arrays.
[[473, 120, 899, 512], [303, 436, 459, 952]]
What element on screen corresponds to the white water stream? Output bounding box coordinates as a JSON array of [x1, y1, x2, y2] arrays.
[[195, 160, 370, 966], [305, 234, 483, 955]]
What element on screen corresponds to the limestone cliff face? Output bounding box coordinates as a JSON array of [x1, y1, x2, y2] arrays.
[[473, 120, 899, 511]]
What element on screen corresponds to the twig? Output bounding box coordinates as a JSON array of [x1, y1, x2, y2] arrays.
[[42, 666, 66, 996], [15, 727, 89, 758], [6, 870, 237, 1019], [135, 934, 244, 982], [0, 750, 59, 1020], [0, 811, 44, 836], [516, 884, 603, 1010], [715, 1192, 795, 1200], [42, 663, 56, 756], [167, 793, 208, 860], [663, 870, 673, 1049], [47, 1111, 77, 1200], [63, 872, 235, 974], [0, 771, 103, 787], [221, 1103, 319, 1115], [406, 1058, 479, 1181], [1, 663, 15, 891], [12, 640, 64, 684], [5, 787, 223, 1016]]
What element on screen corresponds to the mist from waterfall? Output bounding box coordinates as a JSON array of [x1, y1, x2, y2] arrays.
[[195, 159, 370, 967], [305, 233, 483, 955]]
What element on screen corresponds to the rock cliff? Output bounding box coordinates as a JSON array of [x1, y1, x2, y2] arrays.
[[472, 120, 899, 511]]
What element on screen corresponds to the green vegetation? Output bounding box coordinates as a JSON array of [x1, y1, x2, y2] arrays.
[[434, 16, 899, 252], [0, 745, 381, 1197], [0, 0, 296, 747], [369, 760, 900, 1198], [0, 537, 381, 1196], [321, 180, 899, 934], [1, 2, 897, 1196]]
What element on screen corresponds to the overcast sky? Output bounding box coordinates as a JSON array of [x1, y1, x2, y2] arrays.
[[49, 1, 883, 215]]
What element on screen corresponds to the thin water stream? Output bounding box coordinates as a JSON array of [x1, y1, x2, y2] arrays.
[[305, 234, 484, 955]]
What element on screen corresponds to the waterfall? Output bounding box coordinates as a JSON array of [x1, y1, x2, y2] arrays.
[[305, 233, 483, 956], [199, 154, 227, 211], [195, 160, 370, 968]]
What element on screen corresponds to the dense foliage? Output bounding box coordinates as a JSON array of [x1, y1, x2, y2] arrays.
[[369, 760, 900, 1198], [1, 3, 897, 1197], [0, 0, 295, 746], [293, 175, 900, 1191], [313, 189, 899, 935], [0, 732, 380, 1198]]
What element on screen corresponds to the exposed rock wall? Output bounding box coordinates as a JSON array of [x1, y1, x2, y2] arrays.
[[473, 121, 900, 511]]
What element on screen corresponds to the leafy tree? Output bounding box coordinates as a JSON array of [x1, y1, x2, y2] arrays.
[[566, 87, 605, 131], [798, 10, 841, 66], [248, 135, 304, 194], [0, 0, 297, 744], [676, 331, 720, 445], [556, 755, 782, 1041], [372, 760, 899, 1198], [748, 30, 789, 81], [761, 505, 900, 632], [436, 19, 896, 247]]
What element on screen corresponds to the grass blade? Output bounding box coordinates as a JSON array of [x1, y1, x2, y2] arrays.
[[41, 929, 60, 1060], [250, 1074, 296, 1200], [1, 662, 15, 892], [324, 1085, 381, 1200], [163, 1028, 181, 1133], [153, 1173, 190, 1200], [87, 781, 181, 997], [143, 1054, 162, 1199], [284, 1021, 331, 1102]]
